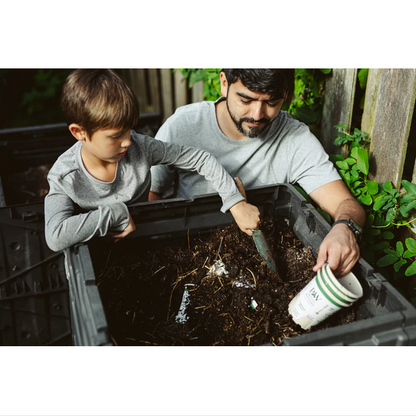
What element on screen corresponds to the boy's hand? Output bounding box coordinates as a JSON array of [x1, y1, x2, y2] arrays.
[[112, 214, 136, 242], [148, 191, 162, 201], [229, 200, 260, 236]]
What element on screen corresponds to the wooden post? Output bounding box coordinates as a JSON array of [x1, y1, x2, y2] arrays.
[[148, 69, 161, 114], [160, 69, 174, 121], [174, 70, 188, 110], [191, 81, 204, 103], [362, 69, 416, 188], [321, 69, 357, 156]]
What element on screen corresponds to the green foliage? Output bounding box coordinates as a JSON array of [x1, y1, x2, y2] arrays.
[[357, 69, 369, 109], [287, 69, 331, 125], [0, 69, 71, 128], [178, 69, 222, 101], [332, 125, 416, 283]]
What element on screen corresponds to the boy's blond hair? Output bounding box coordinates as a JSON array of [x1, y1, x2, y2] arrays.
[[61, 69, 140, 137]]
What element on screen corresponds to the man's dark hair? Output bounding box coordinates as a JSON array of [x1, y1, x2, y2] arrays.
[[223, 69, 294, 101]]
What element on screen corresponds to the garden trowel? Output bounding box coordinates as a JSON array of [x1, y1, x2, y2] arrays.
[[234, 177, 277, 273]]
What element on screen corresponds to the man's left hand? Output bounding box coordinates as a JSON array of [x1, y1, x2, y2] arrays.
[[313, 223, 360, 277]]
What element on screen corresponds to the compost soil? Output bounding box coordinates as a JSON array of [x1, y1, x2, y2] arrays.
[[93, 219, 356, 346]]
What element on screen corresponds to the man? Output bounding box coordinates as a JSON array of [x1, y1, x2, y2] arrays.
[[150, 69, 365, 276]]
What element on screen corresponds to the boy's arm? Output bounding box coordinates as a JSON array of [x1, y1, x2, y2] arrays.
[[45, 189, 131, 252], [148, 138, 260, 232]]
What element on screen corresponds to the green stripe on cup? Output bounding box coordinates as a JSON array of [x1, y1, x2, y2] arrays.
[[323, 266, 356, 301], [319, 269, 353, 305], [315, 274, 347, 308]]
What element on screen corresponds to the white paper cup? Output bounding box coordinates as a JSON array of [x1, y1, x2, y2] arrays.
[[325, 264, 363, 300], [288, 266, 363, 330]]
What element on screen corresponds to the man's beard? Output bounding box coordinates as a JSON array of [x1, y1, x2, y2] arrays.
[[226, 98, 271, 138]]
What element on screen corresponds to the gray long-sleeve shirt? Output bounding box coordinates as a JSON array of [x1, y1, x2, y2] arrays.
[[45, 131, 244, 252]]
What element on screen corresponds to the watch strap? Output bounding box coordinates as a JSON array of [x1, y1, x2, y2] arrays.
[[332, 219, 362, 241]]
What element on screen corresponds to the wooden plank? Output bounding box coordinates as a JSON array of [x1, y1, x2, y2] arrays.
[[134, 69, 149, 113], [148, 69, 161, 113], [174, 70, 188, 109], [160, 69, 174, 121], [191, 80, 204, 103], [362, 69, 416, 188], [320, 69, 357, 156]]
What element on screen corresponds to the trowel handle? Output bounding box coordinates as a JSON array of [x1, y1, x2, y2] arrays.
[[234, 177, 247, 200]]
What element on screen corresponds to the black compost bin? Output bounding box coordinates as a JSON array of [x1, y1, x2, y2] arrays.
[[61, 184, 416, 346], [0, 114, 162, 207], [0, 203, 72, 345]]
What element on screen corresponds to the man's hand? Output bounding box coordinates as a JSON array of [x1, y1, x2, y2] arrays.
[[313, 223, 360, 277], [229, 200, 260, 236], [148, 191, 162, 201], [112, 214, 136, 243]]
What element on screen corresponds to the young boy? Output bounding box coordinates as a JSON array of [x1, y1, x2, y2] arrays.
[[44, 69, 260, 252]]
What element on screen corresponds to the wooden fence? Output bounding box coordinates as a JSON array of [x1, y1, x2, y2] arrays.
[[320, 68, 416, 235], [119, 69, 204, 122]]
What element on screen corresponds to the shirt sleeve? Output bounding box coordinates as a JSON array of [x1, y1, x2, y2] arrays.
[[44, 174, 130, 252], [146, 134, 244, 212], [287, 124, 341, 194], [150, 120, 177, 196]]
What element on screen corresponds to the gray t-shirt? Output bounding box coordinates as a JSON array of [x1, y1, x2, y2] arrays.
[[45, 131, 244, 252], [151, 99, 340, 198]]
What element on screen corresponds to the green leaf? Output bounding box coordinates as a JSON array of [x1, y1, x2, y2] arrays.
[[396, 241, 404, 256], [394, 259, 407, 273], [372, 241, 390, 251], [403, 250, 416, 259], [320, 69, 332, 74], [336, 161, 349, 171], [384, 249, 400, 257], [399, 195, 416, 204], [356, 147, 369, 175], [382, 181, 393, 193], [345, 157, 356, 165], [335, 123, 347, 130], [403, 200, 416, 213], [358, 194, 373, 206], [381, 231, 395, 240], [358, 69, 369, 89], [405, 238, 416, 253], [369, 229, 381, 236], [401, 180, 416, 197], [405, 261, 416, 276], [367, 213, 375, 226], [377, 254, 401, 267], [373, 197, 386, 211], [293, 106, 318, 124], [386, 208, 396, 222], [367, 180, 379, 195]]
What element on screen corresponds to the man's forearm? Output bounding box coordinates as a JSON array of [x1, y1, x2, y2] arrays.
[[332, 197, 366, 227]]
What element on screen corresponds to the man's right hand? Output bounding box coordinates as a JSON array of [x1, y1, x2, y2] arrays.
[[229, 200, 261, 236], [148, 191, 162, 201]]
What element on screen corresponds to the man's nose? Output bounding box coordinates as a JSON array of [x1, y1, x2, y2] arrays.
[[251, 102, 264, 121]]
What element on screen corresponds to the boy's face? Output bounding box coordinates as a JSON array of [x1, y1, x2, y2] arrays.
[[83, 128, 132, 163]]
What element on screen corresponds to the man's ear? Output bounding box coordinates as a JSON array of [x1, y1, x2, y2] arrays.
[[68, 123, 88, 142], [220, 71, 228, 98]]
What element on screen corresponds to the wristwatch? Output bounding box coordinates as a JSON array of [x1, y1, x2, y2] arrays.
[[332, 218, 363, 242]]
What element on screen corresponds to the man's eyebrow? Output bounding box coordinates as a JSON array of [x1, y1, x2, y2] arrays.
[[237, 92, 256, 100], [236, 92, 279, 102]]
